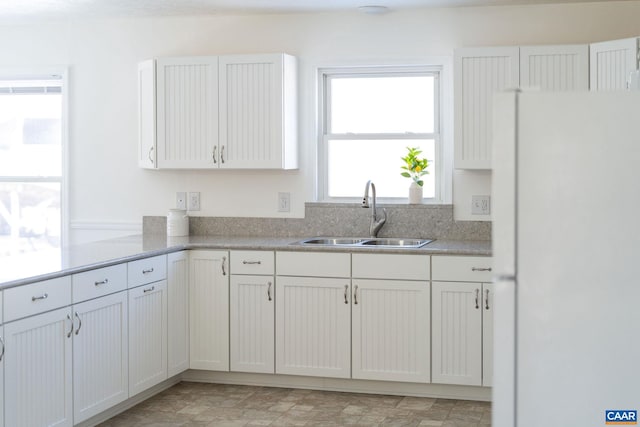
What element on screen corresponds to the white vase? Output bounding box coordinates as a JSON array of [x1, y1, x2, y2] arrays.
[[409, 182, 423, 204]]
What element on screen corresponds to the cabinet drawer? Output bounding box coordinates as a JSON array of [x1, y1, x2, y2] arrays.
[[128, 255, 167, 288], [276, 252, 350, 278], [230, 250, 274, 275], [4, 276, 72, 322], [72, 264, 127, 303], [352, 254, 430, 280], [432, 256, 493, 282]]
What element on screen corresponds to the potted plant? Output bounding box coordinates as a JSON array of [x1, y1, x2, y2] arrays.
[[401, 147, 429, 204]]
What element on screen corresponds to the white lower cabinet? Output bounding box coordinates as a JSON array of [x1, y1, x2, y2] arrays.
[[189, 250, 230, 371], [352, 279, 430, 383], [275, 276, 351, 378], [5, 307, 73, 427], [73, 291, 129, 423], [230, 274, 275, 374], [128, 280, 168, 396], [168, 251, 190, 377]]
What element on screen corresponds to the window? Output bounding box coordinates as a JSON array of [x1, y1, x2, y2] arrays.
[[319, 66, 443, 201], [0, 73, 66, 257]]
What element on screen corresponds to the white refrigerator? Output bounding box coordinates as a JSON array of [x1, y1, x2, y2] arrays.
[[492, 91, 640, 427]]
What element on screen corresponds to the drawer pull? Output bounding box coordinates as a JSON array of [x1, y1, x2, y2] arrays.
[[472, 267, 492, 272], [143, 286, 155, 293], [475, 288, 480, 309], [242, 260, 262, 265], [75, 312, 82, 336], [142, 268, 154, 274], [94, 278, 109, 286], [66, 314, 74, 338], [267, 281, 272, 301], [31, 293, 48, 302]]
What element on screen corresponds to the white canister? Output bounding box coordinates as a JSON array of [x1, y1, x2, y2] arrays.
[[167, 209, 189, 237]]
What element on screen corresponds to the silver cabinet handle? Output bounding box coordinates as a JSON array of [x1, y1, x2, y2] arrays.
[[353, 285, 359, 305], [143, 286, 155, 293], [344, 285, 349, 304], [32, 293, 48, 302], [485, 289, 490, 310], [221, 145, 225, 164], [213, 146, 217, 164], [267, 281, 272, 301], [148, 146, 154, 164], [222, 256, 227, 276], [242, 260, 261, 265], [74, 312, 82, 336], [94, 278, 109, 286], [66, 314, 74, 338], [0, 336, 4, 361], [142, 268, 154, 274], [475, 289, 480, 309], [472, 267, 492, 272]]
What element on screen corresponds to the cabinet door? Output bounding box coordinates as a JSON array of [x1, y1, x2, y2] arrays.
[[520, 45, 589, 91], [189, 250, 229, 371], [128, 280, 168, 396], [454, 47, 519, 169], [5, 307, 73, 427], [219, 54, 297, 169], [73, 291, 128, 423], [156, 56, 219, 168], [590, 37, 638, 91], [482, 282, 494, 387], [432, 281, 482, 386], [138, 60, 157, 169], [275, 276, 351, 378], [230, 275, 274, 374], [168, 251, 189, 377], [352, 279, 430, 383]]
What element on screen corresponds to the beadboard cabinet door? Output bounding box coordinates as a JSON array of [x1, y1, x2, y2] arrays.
[[520, 45, 589, 91], [275, 276, 351, 378], [219, 54, 297, 169], [230, 274, 275, 374], [5, 307, 73, 427], [168, 251, 190, 377], [590, 37, 638, 91], [454, 47, 520, 169], [431, 281, 483, 386], [73, 291, 129, 423], [156, 56, 219, 168], [351, 279, 430, 383], [189, 250, 230, 371], [128, 280, 168, 396]]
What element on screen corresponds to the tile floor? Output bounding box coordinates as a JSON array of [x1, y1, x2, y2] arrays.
[[99, 382, 491, 427]]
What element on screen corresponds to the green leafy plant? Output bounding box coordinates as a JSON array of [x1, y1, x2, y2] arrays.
[[401, 147, 429, 187]]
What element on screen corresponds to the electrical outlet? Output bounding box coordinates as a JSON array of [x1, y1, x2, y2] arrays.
[[188, 192, 200, 211], [176, 192, 187, 210], [278, 192, 290, 212], [471, 195, 491, 215]]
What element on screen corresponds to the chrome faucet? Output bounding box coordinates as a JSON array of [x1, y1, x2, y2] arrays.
[[362, 180, 387, 238]]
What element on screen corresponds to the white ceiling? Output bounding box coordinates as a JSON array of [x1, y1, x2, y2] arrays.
[[0, 0, 632, 22]]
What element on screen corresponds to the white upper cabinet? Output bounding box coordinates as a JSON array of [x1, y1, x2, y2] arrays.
[[138, 53, 297, 170], [520, 45, 589, 91], [219, 54, 298, 169], [454, 47, 520, 169], [590, 37, 639, 91]]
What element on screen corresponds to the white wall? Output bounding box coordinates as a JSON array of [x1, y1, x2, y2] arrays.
[[1, 1, 639, 242]]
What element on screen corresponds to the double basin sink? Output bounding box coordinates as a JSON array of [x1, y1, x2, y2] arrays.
[[297, 237, 433, 248]]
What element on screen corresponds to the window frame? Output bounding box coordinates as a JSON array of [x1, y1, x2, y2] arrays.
[[0, 67, 69, 249], [318, 64, 450, 203]]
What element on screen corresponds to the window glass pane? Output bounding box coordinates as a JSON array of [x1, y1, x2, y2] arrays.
[[0, 182, 61, 255], [330, 75, 434, 134], [0, 92, 62, 176], [328, 139, 435, 199]]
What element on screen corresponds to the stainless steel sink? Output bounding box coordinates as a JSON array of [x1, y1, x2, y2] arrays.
[[297, 237, 433, 248]]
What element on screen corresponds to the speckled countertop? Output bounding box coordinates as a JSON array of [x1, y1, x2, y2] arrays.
[[0, 234, 491, 289]]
